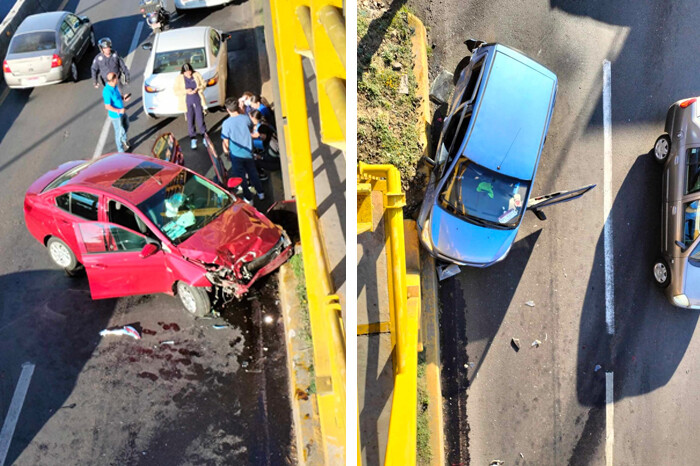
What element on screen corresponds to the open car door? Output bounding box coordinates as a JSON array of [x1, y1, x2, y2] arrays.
[[150, 133, 184, 165], [204, 133, 228, 187], [527, 184, 596, 220]]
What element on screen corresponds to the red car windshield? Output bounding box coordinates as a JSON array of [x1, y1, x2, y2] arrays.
[[137, 170, 233, 244]]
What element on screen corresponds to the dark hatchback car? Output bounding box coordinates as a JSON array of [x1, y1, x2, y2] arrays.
[[418, 42, 594, 267], [652, 97, 700, 308]]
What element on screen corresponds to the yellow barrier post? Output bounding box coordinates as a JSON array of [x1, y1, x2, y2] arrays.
[[358, 163, 420, 465], [269, 0, 346, 463]]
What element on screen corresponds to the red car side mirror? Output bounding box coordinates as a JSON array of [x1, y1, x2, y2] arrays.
[[139, 242, 160, 258], [227, 177, 243, 189]]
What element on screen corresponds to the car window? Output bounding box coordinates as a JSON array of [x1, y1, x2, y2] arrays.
[[9, 31, 57, 53], [137, 170, 233, 244], [209, 30, 221, 57], [461, 57, 484, 105], [439, 159, 530, 228], [77, 223, 148, 254], [686, 148, 700, 195], [55, 192, 99, 221], [437, 106, 472, 171], [683, 200, 700, 247], [690, 242, 700, 266], [66, 14, 82, 30], [153, 47, 207, 73], [107, 200, 154, 237], [59, 20, 76, 43]]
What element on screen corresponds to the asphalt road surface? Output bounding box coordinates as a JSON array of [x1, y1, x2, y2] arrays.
[[0, 0, 294, 464], [407, 0, 700, 465]]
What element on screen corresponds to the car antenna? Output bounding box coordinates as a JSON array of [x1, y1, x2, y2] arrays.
[[497, 127, 521, 170]]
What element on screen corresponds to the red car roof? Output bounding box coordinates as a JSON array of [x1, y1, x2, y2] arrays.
[[60, 153, 182, 204]]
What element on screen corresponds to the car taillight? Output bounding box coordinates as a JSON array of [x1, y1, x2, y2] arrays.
[[206, 74, 218, 87], [50, 54, 62, 68], [680, 98, 697, 108], [2, 60, 10, 73], [144, 83, 161, 93]]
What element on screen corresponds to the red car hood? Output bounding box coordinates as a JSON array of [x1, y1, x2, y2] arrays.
[[177, 201, 282, 266]]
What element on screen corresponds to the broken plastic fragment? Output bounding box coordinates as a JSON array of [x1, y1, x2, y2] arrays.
[[594, 364, 602, 372], [531, 339, 541, 348], [490, 461, 504, 466], [99, 325, 141, 340], [212, 324, 228, 329], [525, 300, 535, 307], [437, 263, 461, 281], [160, 340, 175, 345]]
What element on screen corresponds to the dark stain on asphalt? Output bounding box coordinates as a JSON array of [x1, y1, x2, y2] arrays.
[[138, 372, 159, 381], [158, 322, 181, 331], [138, 277, 294, 464], [142, 328, 157, 336]]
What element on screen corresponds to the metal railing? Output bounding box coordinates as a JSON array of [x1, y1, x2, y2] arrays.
[[268, 1, 346, 463], [357, 162, 421, 465]]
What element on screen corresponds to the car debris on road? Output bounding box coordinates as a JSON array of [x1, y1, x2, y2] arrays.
[[99, 325, 141, 339]]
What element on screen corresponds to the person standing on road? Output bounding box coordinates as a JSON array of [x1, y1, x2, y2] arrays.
[[91, 38, 131, 100], [249, 109, 279, 181], [173, 63, 208, 150], [221, 98, 264, 202], [103, 72, 130, 152]]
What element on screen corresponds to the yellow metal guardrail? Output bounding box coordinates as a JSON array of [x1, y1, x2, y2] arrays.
[[268, 1, 346, 463], [357, 162, 421, 465]]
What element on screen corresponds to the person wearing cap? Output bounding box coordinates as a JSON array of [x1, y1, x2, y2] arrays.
[[91, 37, 131, 100], [103, 72, 130, 152], [173, 63, 208, 150]]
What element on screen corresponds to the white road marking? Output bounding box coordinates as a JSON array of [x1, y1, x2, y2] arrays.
[[0, 362, 35, 466], [603, 59, 614, 335], [603, 60, 614, 466], [92, 21, 144, 159], [605, 371, 614, 466], [0, 87, 10, 109]]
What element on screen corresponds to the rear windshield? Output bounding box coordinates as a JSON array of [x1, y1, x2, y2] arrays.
[[10, 31, 56, 54], [153, 47, 207, 74]]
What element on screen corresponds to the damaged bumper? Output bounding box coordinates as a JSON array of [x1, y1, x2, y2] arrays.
[[205, 233, 293, 297]]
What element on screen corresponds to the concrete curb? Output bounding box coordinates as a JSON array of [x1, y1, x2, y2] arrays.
[[277, 261, 325, 465], [408, 12, 445, 466], [407, 12, 431, 160]]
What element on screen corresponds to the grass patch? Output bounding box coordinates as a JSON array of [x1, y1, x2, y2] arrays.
[[416, 352, 432, 465], [358, 5, 423, 190], [289, 254, 312, 346]]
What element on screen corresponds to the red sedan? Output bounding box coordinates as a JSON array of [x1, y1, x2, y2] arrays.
[[24, 152, 292, 316]]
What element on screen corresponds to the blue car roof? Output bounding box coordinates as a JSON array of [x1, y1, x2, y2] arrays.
[[461, 45, 557, 180]]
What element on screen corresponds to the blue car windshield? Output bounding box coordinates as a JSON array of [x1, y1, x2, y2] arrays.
[[439, 158, 530, 229], [137, 170, 232, 244]]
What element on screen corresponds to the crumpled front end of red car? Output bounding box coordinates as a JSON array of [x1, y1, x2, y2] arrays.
[[202, 231, 293, 298]]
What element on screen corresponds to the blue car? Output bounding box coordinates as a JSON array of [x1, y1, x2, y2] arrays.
[[418, 42, 594, 267]]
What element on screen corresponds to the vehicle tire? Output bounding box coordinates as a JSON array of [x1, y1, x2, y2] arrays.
[[89, 29, 96, 50], [653, 134, 671, 164], [70, 61, 79, 82], [47, 237, 80, 275], [176, 281, 211, 317], [147, 112, 159, 119], [453, 55, 471, 85], [175, 7, 183, 15], [653, 258, 671, 288]]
